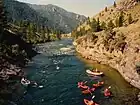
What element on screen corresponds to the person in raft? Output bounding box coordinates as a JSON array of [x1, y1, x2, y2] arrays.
[[84, 96, 99, 105], [104, 86, 112, 97]]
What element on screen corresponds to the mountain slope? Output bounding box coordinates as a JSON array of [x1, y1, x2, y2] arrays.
[[77, 0, 140, 31], [4, 0, 87, 33], [73, 0, 140, 89]]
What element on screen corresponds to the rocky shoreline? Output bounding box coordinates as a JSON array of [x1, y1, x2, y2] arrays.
[[73, 30, 140, 89], [0, 57, 24, 82]]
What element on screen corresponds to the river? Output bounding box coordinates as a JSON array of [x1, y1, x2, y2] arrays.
[[3, 39, 140, 105]]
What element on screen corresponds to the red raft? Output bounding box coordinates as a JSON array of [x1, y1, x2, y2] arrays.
[[78, 81, 89, 90], [84, 99, 99, 105], [82, 88, 95, 94], [93, 81, 104, 88]]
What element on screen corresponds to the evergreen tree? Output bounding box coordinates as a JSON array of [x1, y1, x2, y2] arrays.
[[40, 25, 46, 42], [56, 30, 61, 40], [117, 12, 124, 27], [87, 17, 91, 24], [100, 21, 107, 30], [0, 0, 7, 41], [97, 17, 101, 31], [115, 12, 124, 27], [90, 18, 98, 32], [107, 20, 115, 29], [46, 27, 50, 41], [128, 14, 133, 24], [105, 7, 108, 12], [113, 1, 117, 8], [115, 18, 119, 27], [0, 0, 7, 28]]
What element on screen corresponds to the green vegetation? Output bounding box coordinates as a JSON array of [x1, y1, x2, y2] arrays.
[[87, 17, 91, 25], [128, 14, 133, 24], [4, 0, 86, 33], [100, 21, 107, 30], [115, 12, 124, 27], [72, 9, 133, 39], [0, 0, 7, 40], [90, 18, 98, 32], [13, 20, 61, 44], [0, 0, 7, 55], [107, 20, 115, 30], [0, 0, 62, 67], [113, 1, 117, 8]]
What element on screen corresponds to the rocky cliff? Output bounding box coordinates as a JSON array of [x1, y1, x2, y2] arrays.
[[74, 22, 140, 89], [116, 0, 139, 10]]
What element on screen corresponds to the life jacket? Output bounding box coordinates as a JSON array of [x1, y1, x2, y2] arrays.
[[84, 99, 99, 105], [104, 89, 111, 97]]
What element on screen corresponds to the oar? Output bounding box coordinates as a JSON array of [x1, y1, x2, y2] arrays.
[[92, 95, 95, 99], [108, 86, 111, 89]]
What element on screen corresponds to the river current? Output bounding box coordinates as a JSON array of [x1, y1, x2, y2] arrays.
[[4, 39, 140, 105]]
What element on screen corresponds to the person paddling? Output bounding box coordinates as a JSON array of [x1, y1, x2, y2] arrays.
[[104, 86, 112, 97], [84, 96, 99, 105]]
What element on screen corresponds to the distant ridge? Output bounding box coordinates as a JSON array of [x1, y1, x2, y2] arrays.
[[4, 0, 87, 33]]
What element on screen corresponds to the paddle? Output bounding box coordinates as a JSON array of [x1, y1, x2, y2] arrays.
[[108, 86, 111, 89], [92, 95, 95, 99]]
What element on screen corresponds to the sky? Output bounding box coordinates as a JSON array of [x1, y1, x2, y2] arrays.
[[17, 0, 115, 17]]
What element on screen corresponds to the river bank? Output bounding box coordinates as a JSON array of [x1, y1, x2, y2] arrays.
[[73, 29, 140, 90]]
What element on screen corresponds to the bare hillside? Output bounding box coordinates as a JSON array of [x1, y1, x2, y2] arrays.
[[74, 0, 140, 89]]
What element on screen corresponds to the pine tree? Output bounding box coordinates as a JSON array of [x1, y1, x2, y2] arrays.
[[115, 18, 119, 27], [56, 30, 61, 40], [40, 25, 46, 42], [105, 7, 108, 12], [118, 12, 124, 27], [0, 0, 7, 41], [97, 17, 101, 31], [113, 1, 117, 8], [100, 21, 107, 30], [90, 18, 98, 32], [128, 14, 133, 24], [46, 27, 50, 41], [115, 12, 124, 27], [0, 0, 7, 28], [107, 20, 115, 29], [87, 17, 91, 24]]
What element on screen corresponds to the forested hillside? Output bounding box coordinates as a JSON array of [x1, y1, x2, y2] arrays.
[[4, 0, 87, 33], [0, 0, 37, 81]]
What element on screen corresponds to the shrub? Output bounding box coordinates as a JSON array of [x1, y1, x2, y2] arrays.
[[128, 14, 133, 24], [100, 21, 107, 30], [136, 62, 140, 74], [107, 20, 115, 29], [115, 12, 124, 27]]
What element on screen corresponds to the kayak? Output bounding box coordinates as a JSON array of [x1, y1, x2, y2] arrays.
[[86, 70, 103, 76], [84, 99, 99, 105], [93, 81, 104, 88], [79, 85, 89, 89], [82, 88, 95, 94], [82, 89, 91, 94], [90, 87, 96, 92]]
